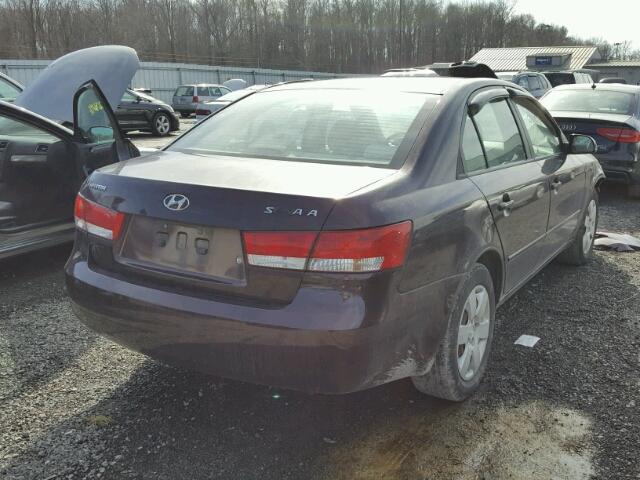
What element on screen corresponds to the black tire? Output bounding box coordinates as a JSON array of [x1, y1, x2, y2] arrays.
[[180, 112, 191, 119], [151, 112, 172, 137], [556, 191, 598, 265], [628, 183, 640, 199], [412, 263, 496, 401]]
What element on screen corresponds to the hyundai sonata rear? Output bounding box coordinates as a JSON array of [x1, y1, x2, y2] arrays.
[[65, 82, 446, 394]]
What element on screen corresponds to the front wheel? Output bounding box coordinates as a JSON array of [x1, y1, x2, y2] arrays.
[[557, 192, 598, 265], [151, 112, 172, 136], [412, 263, 496, 401]]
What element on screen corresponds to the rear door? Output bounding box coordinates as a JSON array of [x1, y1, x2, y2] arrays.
[[462, 89, 550, 294], [511, 97, 586, 260], [73, 80, 139, 176]]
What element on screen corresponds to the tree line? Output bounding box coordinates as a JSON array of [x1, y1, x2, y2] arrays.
[[0, 0, 637, 73]]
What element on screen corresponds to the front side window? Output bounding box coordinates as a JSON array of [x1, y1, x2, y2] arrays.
[[76, 86, 117, 144], [0, 77, 21, 102], [168, 89, 437, 168], [121, 90, 137, 102], [514, 99, 562, 158], [472, 99, 527, 168], [461, 115, 486, 173]]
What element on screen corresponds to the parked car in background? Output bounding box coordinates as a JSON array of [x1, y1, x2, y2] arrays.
[[66, 76, 602, 401], [599, 78, 627, 84], [117, 89, 179, 136], [496, 71, 551, 98], [541, 83, 640, 197], [195, 85, 269, 121], [543, 71, 594, 87], [0, 72, 23, 103], [0, 46, 140, 260], [171, 84, 231, 118]]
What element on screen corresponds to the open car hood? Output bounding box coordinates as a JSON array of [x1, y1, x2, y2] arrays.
[[15, 45, 139, 123]]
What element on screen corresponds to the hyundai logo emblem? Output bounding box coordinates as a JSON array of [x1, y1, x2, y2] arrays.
[[163, 194, 190, 211]]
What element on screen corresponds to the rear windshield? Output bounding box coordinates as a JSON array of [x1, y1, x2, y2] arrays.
[[542, 89, 636, 115], [167, 89, 437, 168], [544, 73, 575, 87], [174, 86, 194, 96]]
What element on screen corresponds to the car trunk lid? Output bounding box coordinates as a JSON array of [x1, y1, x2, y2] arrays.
[[552, 111, 637, 154], [83, 150, 396, 304]]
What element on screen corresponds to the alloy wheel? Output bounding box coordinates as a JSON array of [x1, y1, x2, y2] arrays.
[[457, 285, 491, 381], [155, 114, 170, 135]]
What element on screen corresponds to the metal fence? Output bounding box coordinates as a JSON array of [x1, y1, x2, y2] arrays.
[[0, 59, 350, 103]]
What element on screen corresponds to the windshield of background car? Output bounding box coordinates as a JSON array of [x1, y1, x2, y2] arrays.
[[544, 73, 575, 87], [542, 89, 636, 115], [167, 89, 438, 168]]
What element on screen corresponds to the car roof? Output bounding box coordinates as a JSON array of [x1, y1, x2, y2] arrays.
[[262, 76, 510, 96], [551, 83, 640, 93], [180, 84, 226, 87]]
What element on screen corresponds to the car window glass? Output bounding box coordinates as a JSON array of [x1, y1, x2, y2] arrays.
[[197, 86, 210, 96], [461, 115, 486, 173], [212, 88, 223, 96], [0, 77, 21, 102], [472, 99, 527, 168], [76, 86, 117, 144], [0, 115, 59, 143], [513, 99, 561, 158], [516, 76, 529, 89], [168, 89, 437, 168], [175, 86, 193, 97], [542, 90, 635, 115], [528, 76, 541, 90], [121, 91, 137, 102]]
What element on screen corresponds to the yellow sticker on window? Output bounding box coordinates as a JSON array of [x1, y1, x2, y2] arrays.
[[88, 101, 104, 115]]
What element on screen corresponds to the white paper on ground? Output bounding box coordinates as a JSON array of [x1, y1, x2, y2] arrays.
[[514, 334, 540, 348]]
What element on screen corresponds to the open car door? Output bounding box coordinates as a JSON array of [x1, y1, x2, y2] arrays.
[[72, 80, 139, 176]]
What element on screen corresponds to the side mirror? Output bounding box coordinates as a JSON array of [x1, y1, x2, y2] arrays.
[[88, 126, 114, 143], [569, 134, 597, 154]]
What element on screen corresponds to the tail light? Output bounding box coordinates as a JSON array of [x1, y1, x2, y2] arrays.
[[74, 194, 125, 240], [195, 109, 211, 116], [596, 127, 640, 143], [192, 95, 199, 103], [243, 221, 412, 273]]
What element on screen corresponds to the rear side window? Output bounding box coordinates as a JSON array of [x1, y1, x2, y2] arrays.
[[472, 99, 527, 168], [513, 99, 561, 158], [528, 76, 542, 90], [516, 76, 530, 89], [175, 86, 194, 97], [168, 89, 437, 168], [461, 115, 486, 173]]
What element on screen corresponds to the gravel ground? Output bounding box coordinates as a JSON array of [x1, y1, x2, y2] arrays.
[[0, 183, 638, 479]]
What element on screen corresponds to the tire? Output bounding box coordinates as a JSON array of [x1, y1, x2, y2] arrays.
[[412, 263, 496, 401], [557, 191, 598, 265], [180, 112, 191, 119], [151, 112, 172, 136], [628, 183, 640, 199]]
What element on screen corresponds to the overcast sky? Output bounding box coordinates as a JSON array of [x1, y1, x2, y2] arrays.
[[511, 0, 640, 48]]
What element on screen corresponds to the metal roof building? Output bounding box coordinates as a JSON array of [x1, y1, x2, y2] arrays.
[[470, 46, 600, 72], [587, 61, 640, 85]]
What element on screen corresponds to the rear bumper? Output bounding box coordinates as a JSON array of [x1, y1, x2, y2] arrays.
[[172, 104, 196, 114], [65, 257, 461, 394]]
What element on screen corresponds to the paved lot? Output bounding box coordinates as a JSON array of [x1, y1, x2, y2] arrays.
[[0, 167, 639, 478]]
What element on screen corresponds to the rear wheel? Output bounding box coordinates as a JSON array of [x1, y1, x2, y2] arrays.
[[557, 192, 598, 265], [180, 112, 191, 119], [152, 112, 172, 136], [412, 263, 495, 401]]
